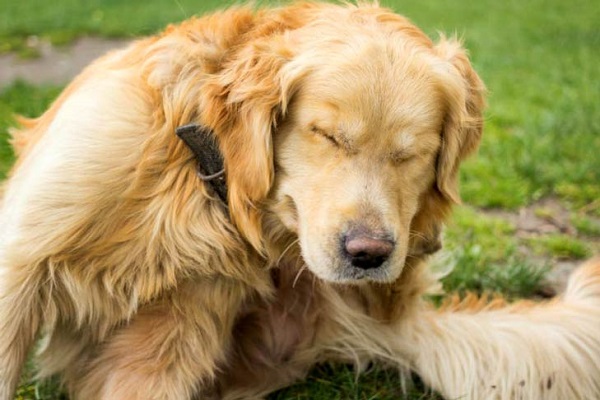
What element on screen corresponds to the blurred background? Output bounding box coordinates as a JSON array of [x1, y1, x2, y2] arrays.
[[1, 0, 598, 398]]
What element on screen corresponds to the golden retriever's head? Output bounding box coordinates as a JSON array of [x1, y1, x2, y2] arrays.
[[204, 3, 485, 284]]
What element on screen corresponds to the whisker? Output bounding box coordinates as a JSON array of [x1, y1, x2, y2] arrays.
[[292, 263, 308, 288], [277, 238, 300, 265], [408, 230, 427, 240]]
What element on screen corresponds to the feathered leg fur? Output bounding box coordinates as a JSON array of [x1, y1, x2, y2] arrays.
[[66, 278, 252, 400], [403, 258, 600, 399]]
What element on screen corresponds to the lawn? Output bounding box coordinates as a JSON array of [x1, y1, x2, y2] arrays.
[[1, 0, 599, 398]]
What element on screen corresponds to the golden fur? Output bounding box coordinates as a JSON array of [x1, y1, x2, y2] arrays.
[[1, 3, 599, 399]]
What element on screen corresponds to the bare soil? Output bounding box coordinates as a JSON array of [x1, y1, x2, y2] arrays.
[[484, 197, 600, 293], [0, 37, 131, 87]]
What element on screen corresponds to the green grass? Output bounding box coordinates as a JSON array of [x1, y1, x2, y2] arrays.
[[0, 81, 62, 178], [529, 234, 592, 260], [0, 0, 234, 55], [17, 364, 440, 400], [440, 206, 548, 299], [269, 364, 440, 400], [572, 214, 600, 237], [15, 359, 65, 400], [1, 0, 599, 398]]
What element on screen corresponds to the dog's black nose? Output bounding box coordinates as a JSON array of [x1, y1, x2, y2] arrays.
[[343, 230, 394, 270]]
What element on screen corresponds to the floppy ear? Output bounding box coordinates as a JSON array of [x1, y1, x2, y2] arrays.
[[201, 35, 302, 252], [434, 37, 486, 204]]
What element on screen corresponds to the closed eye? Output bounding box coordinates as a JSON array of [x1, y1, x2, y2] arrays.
[[310, 125, 341, 148], [321, 132, 341, 147], [390, 150, 416, 164]]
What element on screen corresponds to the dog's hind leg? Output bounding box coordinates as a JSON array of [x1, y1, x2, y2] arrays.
[[67, 277, 253, 400], [0, 250, 43, 399], [402, 258, 600, 400]]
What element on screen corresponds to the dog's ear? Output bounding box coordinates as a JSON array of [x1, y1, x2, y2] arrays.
[[202, 36, 303, 252], [433, 37, 486, 204]]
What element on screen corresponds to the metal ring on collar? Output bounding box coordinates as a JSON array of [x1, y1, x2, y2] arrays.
[[197, 168, 225, 181]]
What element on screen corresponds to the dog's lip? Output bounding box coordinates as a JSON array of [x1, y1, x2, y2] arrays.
[[311, 261, 400, 284]]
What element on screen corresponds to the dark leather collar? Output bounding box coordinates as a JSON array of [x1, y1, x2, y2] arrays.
[[176, 123, 227, 204]]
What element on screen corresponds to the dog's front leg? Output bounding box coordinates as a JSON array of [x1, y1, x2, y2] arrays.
[[67, 276, 252, 400], [404, 258, 600, 400]]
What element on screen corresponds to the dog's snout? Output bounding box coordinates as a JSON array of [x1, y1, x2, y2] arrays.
[[343, 230, 394, 270]]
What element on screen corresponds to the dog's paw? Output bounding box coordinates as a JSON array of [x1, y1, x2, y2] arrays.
[[564, 257, 600, 303]]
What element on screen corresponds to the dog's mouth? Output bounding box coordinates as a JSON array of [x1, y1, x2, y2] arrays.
[[297, 234, 405, 284], [326, 261, 398, 283]]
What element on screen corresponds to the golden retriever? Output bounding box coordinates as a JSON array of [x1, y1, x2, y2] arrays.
[[1, 2, 599, 399]]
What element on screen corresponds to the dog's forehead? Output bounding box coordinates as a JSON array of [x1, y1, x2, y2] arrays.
[[295, 40, 444, 149]]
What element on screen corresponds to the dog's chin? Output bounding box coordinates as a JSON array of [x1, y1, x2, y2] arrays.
[[305, 260, 404, 285]]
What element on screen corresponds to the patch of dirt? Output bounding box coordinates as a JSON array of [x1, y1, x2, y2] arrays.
[[0, 37, 132, 87], [485, 197, 575, 238], [484, 197, 599, 294]]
